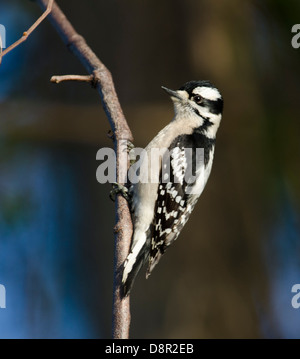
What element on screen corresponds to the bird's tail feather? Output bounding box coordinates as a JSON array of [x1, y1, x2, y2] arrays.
[[122, 240, 148, 297]]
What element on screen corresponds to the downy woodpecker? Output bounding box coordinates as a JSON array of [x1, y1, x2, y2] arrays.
[[122, 80, 223, 296]]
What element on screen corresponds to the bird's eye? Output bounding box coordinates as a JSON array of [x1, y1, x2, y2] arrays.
[[193, 95, 203, 104]]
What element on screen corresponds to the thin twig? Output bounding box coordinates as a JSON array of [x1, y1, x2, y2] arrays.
[[0, 0, 53, 61], [35, 0, 133, 339], [50, 74, 94, 84]]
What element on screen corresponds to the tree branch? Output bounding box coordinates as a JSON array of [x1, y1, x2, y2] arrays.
[[35, 0, 133, 338], [0, 0, 53, 64]]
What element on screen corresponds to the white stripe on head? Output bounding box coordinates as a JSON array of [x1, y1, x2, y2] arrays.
[[193, 86, 221, 101]]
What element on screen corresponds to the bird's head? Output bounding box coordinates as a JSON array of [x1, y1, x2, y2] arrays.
[[162, 80, 223, 137]]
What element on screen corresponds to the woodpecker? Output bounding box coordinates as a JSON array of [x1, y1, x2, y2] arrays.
[[121, 80, 223, 296]]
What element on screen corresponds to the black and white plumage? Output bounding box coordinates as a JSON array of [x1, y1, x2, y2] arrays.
[[122, 80, 224, 296]]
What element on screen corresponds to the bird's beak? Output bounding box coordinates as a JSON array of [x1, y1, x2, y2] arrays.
[[161, 86, 185, 101]]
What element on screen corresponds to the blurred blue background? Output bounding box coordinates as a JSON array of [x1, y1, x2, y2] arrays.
[[0, 0, 300, 338]]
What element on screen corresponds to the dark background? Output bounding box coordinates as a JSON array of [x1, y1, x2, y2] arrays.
[[0, 0, 300, 338]]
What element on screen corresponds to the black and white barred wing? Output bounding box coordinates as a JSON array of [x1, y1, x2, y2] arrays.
[[146, 145, 204, 277]]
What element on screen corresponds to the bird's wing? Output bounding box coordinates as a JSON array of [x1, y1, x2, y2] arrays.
[[146, 138, 201, 277]]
